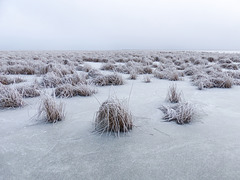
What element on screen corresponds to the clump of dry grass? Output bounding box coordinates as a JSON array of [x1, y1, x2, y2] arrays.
[[62, 73, 87, 85], [129, 70, 138, 80], [213, 76, 233, 88], [41, 72, 62, 88], [17, 85, 41, 98], [114, 64, 131, 74], [54, 84, 97, 98], [226, 71, 240, 85], [6, 65, 35, 75], [100, 63, 116, 71], [207, 57, 215, 62], [93, 73, 124, 86], [142, 66, 153, 74], [54, 84, 75, 98], [95, 97, 133, 136], [38, 95, 65, 123], [87, 68, 102, 78], [74, 84, 97, 96], [14, 77, 25, 84], [0, 75, 25, 85], [0, 76, 14, 85], [82, 64, 92, 72], [220, 63, 238, 70], [38, 63, 74, 75], [160, 103, 195, 124], [137, 66, 153, 74], [184, 66, 197, 76], [152, 62, 159, 68], [143, 75, 151, 83], [83, 57, 108, 63], [169, 72, 180, 81], [154, 69, 181, 81], [191, 72, 233, 89], [166, 84, 182, 103], [0, 85, 24, 108]]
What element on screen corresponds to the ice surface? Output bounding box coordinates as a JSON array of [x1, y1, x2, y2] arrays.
[[1, 77, 240, 180], [1, 51, 240, 180]]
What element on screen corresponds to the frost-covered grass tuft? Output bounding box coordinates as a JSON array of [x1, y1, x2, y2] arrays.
[[143, 75, 151, 83], [82, 64, 92, 72], [220, 63, 238, 70], [95, 97, 133, 136], [54, 84, 75, 98], [62, 73, 87, 85], [41, 72, 62, 88], [74, 84, 97, 96], [191, 72, 233, 89], [160, 103, 195, 124], [100, 63, 116, 71], [87, 68, 102, 78], [0, 75, 25, 85], [17, 85, 41, 98], [0, 85, 24, 108], [92, 73, 124, 86], [6, 65, 35, 75], [129, 70, 137, 80], [38, 95, 65, 123], [138, 66, 152, 74], [166, 84, 182, 103], [41, 72, 87, 88], [38, 63, 74, 75], [55, 84, 97, 98], [0, 76, 15, 85], [154, 69, 181, 81]]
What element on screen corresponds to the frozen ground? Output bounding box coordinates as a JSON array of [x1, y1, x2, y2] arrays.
[[0, 51, 240, 180]]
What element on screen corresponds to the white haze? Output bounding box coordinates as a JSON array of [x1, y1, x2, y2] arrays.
[[0, 0, 240, 50]]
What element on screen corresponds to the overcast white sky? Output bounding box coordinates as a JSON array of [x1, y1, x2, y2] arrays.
[[0, 0, 240, 50]]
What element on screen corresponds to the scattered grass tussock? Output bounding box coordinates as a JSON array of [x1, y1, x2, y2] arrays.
[[160, 103, 195, 124], [143, 75, 151, 83], [95, 97, 133, 136], [166, 84, 182, 103], [54, 84, 97, 98], [0, 85, 24, 108], [38, 95, 65, 123], [93, 73, 124, 86], [0, 75, 25, 85], [17, 85, 41, 98]]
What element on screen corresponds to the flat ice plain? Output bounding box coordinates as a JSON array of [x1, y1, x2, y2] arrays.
[[0, 51, 240, 180]]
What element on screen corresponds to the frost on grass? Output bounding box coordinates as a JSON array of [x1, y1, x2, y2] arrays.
[[17, 85, 41, 98], [160, 103, 195, 125], [143, 75, 151, 83], [87, 68, 102, 78], [0, 75, 25, 85], [41, 72, 62, 88], [129, 70, 137, 80], [154, 69, 181, 81], [92, 73, 124, 86], [191, 72, 233, 89], [82, 64, 92, 72], [54, 84, 97, 98], [166, 84, 182, 103], [0, 85, 24, 108], [5, 65, 35, 75], [137, 66, 153, 74], [95, 97, 133, 136], [38, 63, 74, 75], [62, 73, 87, 85], [38, 95, 65, 123], [41, 72, 87, 88], [100, 62, 116, 71]]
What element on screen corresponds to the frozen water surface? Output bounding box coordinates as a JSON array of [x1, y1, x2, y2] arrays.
[[1, 51, 240, 179]]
